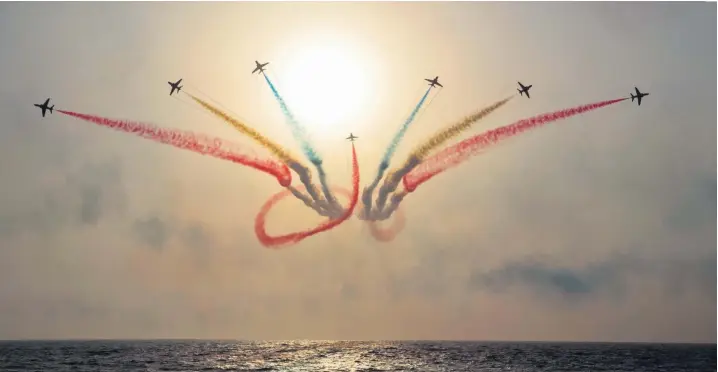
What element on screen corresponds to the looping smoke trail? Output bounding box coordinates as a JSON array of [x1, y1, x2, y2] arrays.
[[285, 161, 327, 212], [403, 97, 629, 192], [367, 205, 406, 242], [263, 74, 321, 165], [361, 86, 433, 218], [254, 143, 359, 248], [57, 110, 292, 186], [286, 184, 337, 217], [370, 96, 514, 215]]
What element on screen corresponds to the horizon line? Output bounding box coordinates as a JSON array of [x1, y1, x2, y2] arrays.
[[0, 338, 713, 345]]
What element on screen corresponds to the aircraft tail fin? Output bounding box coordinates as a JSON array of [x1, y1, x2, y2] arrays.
[[49, 105, 54, 113], [630, 94, 636, 101]]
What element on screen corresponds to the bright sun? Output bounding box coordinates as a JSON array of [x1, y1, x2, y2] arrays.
[[276, 41, 370, 137]]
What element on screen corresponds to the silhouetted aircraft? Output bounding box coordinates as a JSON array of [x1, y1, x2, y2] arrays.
[[33, 98, 54, 117], [425, 76, 443, 88], [252, 61, 269, 74], [517, 81, 532, 98], [168, 78, 183, 96], [630, 87, 649, 106], [346, 133, 358, 142]]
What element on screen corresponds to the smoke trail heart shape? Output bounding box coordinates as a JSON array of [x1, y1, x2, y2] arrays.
[[50, 66, 638, 248]]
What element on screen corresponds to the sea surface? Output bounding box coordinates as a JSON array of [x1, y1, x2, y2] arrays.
[[0, 340, 714, 371]]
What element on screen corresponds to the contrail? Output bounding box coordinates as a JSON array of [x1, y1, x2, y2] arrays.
[[403, 97, 629, 191], [361, 86, 433, 219], [57, 109, 292, 186]]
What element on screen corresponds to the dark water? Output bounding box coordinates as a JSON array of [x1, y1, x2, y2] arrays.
[[0, 340, 714, 371]]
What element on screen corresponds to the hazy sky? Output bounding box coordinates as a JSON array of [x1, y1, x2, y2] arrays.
[[0, 2, 715, 342]]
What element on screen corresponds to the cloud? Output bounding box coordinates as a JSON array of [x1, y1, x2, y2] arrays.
[[132, 216, 171, 251], [663, 175, 716, 232], [0, 161, 127, 239], [468, 253, 716, 302], [180, 223, 214, 251], [132, 216, 215, 255]]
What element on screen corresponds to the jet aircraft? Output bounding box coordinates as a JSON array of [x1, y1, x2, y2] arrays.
[[168, 78, 183, 96], [517, 81, 532, 98], [630, 87, 649, 106], [252, 61, 269, 75], [33, 98, 54, 117], [346, 133, 358, 142], [425, 76, 443, 88]]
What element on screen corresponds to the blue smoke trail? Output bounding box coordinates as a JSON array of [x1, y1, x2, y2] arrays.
[[360, 86, 433, 218], [264, 74, 342, 211], [263, 74, 322, 165], [381, 87, 432, 166]]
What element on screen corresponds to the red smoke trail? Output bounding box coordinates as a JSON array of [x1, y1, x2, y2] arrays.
[[367, 207, 406, 242], [403, 98, 628, 192], [57, 110, 292, 186], [274, 186, 403, 243], [254, 143, 360, 247], [325, 188, 407, 242]]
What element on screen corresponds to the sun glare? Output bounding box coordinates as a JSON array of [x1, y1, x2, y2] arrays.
[[276, 42, 370, 137]]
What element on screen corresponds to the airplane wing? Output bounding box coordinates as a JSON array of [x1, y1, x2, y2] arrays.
[[525, 91, 530, 99], [252, 67, 260, 73], [44, 98, 50, 106], [177, 79, 182, 84], [436, 82, 443, 87], [634, 87, 641, 95]]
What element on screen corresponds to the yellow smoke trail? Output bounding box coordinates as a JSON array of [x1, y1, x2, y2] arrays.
[[410, 96, 514, 160], [371, 96, 514, 212], [186, 93, 327, 208], [186, 93, 300, 166]]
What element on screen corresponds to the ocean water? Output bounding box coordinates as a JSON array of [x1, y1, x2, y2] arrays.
[[0, 340, 714, 371]]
